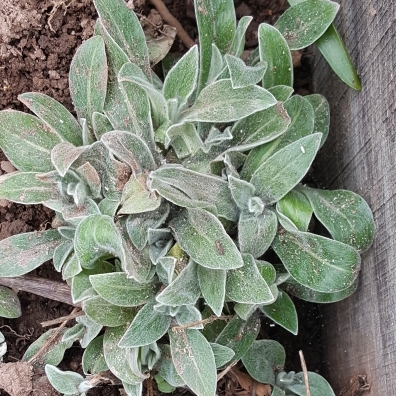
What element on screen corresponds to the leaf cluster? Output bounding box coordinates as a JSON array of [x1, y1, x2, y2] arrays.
[[0, 0, 372, 395]]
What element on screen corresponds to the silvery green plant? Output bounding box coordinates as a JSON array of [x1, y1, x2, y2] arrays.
[[0, 0, 373, 395]]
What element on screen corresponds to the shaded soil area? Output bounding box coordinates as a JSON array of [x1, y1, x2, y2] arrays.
[[0, 1, 316, 395]]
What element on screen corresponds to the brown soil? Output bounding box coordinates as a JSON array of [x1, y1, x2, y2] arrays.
[[0, 1, 315, 395]]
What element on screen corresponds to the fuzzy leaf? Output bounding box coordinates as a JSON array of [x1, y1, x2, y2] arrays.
[[241, 340, 286, 385], [305, 94, 330, 147], [156, 260, 201, 306], [82, 335, 108, 375], [210, 343, 235, 368], [0, 172, 59, 204], [0, 287, 21, 318], [258, 23, 293, 88], [238, 210, 278, 258], [150, 165, 238, 221], [300, 186, 375, 252], [77, 315, 103, 348], [62, 252, 83, 280], [229, 16, 253, 58], [69, 35, 107, 127], [92, 111, 113, 140], [288, 372, 335, 396], [18, 92, 83, 146], [51, 142, 87, 177], [268, 85, 294, 102], [165, 123, 204, 158], [45, 365, 84, 395], [62, 324, 85, 343], [272, 230, 361, 293], [215, 311, 260, 361], [90, 272, 158, 307], [75, 162, 102, 199], [225, 55, 267, 89], [157, 344, 185, 387], [226, 254, 274, 304], [184, 79, 277, 123], [275, 0, 339, 50], [170, 208, 243, 270], [228, 176, 255, 211], [75, 214, 123, 269], [250, 134, 321, 204], [169, 329, 217, 396], [0, 230, 61, 277], [260, 291, 298, 335], [0, 110, 61, 172], [83, 295, 135, 327], [198, 266, 226, 317], [119, 300, 171, 348]]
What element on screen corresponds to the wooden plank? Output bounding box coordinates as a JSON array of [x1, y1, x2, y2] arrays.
[[313, 1, 396, 394]]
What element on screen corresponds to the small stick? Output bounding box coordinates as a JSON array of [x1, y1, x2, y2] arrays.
[[149, 0, 195, 48], [299, 350, 311, 396], [171, 315, 232, 332], [41, 310, 85, 327], [28, 307, 79, 364], [217, 360, 237, 381]]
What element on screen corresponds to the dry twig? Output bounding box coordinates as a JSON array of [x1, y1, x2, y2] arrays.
[[41, 310, 85, 327], [299, 350, 311, 396], [171, 315, 233, 332]]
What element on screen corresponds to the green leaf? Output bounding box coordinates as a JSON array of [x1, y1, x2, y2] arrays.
[[283, 278, 358, 303], [250, 134, 322, 204], [0, 110, 61, 172], [0, 229, 61, 277], [183, 79, 277, 123], [272, 230, 361, 293], [90, 272, 158, 307], [45, 365, 84, 395], [18, 92, 83, 146], [215, 311, 260, 361], [0, 287, 21, 318], [62, 324, 85, 343], [268, 85, 294, 102], [210, 343, 235, 368], [169, 329, 217, 396], [316, 24, 361, 90], [75, 162, 102, 199], [77, 315, 103, 348], [198, 266, 226, 317], [62, 252, 82, 280], [119, 300, 171, 348], [241, 340, 286, 385], [123, 381, 143, 396], [98, 197, 120, 216], [74, 214, 123, 269], [238, 210, 278, 258], [300, 186, 375, 252], [276, 189, 313, 232], [94, 0, 150, 76], [69, 35, 107, 128], [228, 176, 255, 211], [163, 45, 199, 103], [260, 290, 298, 335], [194, 0, 236, 93], [288, 371, 335, 396], [165, 123, 204, 158], [82, 335, 108, 375], [272, 386, 286, 396], [150, 165, 238, 221], [226, 253, 275, 304], [83, 295, 136, 327], [92, 111, 113, 140], [258, 23, 293, 88], [275, 0, 339, 50], [229, 16, 253, 58], [51, 142, 87, 177], [154, 375, 176, 394], [0, 172, 59, 204], [157, 344, 185, 387], [170, 208, 243, 270], [233, 303, 259, 321], [103, 325, 149, 385], [156, 260, 201, 306], [305, 94, 330, 147], [225, 54, 267, 89]]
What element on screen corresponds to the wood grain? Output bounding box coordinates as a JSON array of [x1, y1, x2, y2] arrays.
[[312, 1, 396, 394]]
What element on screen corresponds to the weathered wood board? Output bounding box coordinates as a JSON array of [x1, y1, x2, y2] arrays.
[[313, 1, 396, 394]]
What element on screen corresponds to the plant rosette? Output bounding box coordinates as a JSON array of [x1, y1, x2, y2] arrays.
[[0, 0, 373, 395]]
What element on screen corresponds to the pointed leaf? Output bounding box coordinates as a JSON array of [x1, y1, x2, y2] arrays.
[[156, 260, 201, 306], [170, 208, 243, 270], [0, 110, 61, 172], [275, 0, 339, 50], [288, 371, 335, 396], [51, 142, 87, 177], [198, 266, 226, 317], [272, 230, 361, 293], [268, 85, 294, 102], [238, 210, 278, 258], [169, 329, 217, 396], [53, 240, 73, 272], [69, 35, 107, 127], [305, 94, 330, 147], [241, 340, 286, 385], [92, 111, 113, 140], [157, 344, 185, 387], [62, 252, 83, 280], [82, 335, 108, 375], [77, 315, 103, 348], [226, 254, 274, 304], [62, 324, 85, 343], [184, 79, 277, 123], [83, 295, 135, 327], [233, 303, 259, 321], [210, 343, 235, 368], [260, 290, 298, 335], [0, 230, 61, 277], [250, 134, 321, 204], [175, 305, 203, 329], [45, 365, 84, 394], [75, 161, 102, 199], [90, 272, 158, 307], [258, 23, 293, 88], [119, 300, 171, 348], [18, 92, 83, 146], [300, 186, 375, 252], [229, 16, 253, 58], [0, 287, 21, 318], [165, 123, 204, 158]]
